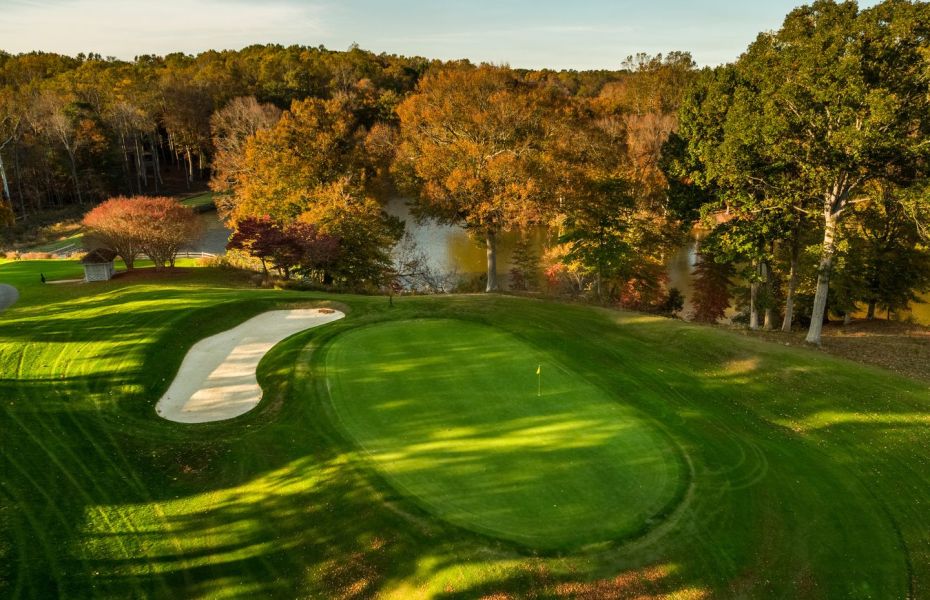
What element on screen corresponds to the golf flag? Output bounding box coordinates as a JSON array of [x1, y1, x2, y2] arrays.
[[536, 365, 541, 376], [536, 364, 541, 397]]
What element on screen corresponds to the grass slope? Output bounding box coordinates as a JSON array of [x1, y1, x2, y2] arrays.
[[179, 192, 216, 211], [324, 319, 684, 550], [0, 259, 929, 598]]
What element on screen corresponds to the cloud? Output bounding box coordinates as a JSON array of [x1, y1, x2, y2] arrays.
[[0, 0, 328, 57]]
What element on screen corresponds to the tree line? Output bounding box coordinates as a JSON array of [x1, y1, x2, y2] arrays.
[[223, 53, 696, 298], [667, 0, 930, 343], [0, 43, 631, 223], [4, 0, 929, 346]]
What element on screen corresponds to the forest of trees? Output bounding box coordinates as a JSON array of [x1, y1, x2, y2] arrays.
[[2, 0, 929, 344]]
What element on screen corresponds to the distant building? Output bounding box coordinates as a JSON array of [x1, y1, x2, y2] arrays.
[[81, 249, 117, 282]]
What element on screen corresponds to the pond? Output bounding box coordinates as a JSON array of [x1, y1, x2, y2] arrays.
[[188, 209, 234, 256], [201, 199, 929, 325]]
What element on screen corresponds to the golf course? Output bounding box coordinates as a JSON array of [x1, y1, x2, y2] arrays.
[[1, 259, 928, 598]]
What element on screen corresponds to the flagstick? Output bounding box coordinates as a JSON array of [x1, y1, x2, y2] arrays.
[[537, 365, 541, 398]]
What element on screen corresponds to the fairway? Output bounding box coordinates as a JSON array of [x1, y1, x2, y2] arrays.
[[2, 261, 930, 598], [324, 319, 685, 550]]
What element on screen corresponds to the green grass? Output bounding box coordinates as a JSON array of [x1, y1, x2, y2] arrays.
[[1, 259, 929, 598], [179, 192, 216, 210], [324, 319, 684, 550], [28, 232, 85, 253]]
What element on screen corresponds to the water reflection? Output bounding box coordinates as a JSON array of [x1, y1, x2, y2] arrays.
[[384, 197, 550, 283], [188, 210, 234, 255], [200, 199, 928, 324]]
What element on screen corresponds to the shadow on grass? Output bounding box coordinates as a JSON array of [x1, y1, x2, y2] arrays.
[[1, 291, 926, 597]]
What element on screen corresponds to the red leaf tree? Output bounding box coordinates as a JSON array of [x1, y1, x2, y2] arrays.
[[227, 217, 340, 280], [83, 196, 203, 270]]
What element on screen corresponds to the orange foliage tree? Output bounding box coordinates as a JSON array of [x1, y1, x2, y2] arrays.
[[396, 65, 565, 292], [230, 92, 402, 285]]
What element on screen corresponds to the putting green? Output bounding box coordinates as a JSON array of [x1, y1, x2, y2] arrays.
[[323, 319, 686, 550]]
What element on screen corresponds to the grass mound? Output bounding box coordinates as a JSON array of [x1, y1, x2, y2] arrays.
[[324, 319, 685, 550]]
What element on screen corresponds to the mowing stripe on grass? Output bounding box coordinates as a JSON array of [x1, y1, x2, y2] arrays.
[[324, 318, 686, 551]]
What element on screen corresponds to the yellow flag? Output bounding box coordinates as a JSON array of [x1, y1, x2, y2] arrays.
[[536, 365, 541, 375]]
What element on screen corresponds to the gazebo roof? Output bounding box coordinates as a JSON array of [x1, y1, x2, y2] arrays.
[[81, 248, 118, 264]]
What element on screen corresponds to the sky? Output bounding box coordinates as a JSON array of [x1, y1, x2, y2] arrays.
[[0, 0, 881, 70]]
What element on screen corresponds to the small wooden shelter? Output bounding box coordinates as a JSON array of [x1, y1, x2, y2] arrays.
[[81, 249, 117, 282]]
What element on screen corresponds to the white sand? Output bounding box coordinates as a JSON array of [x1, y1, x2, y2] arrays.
[[156, 308, 344, 423], [0, 284, 18, 311]]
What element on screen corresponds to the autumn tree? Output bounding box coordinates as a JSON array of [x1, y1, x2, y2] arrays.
[[232, 94, 374, 221], [83, 197, 147, 268], [209, 96, 281, 217], [83, 196, 201, 270], [226, 217, 340, 281], [226, 216, 280, 275], [296, 178, 402, 284], [132, 197, 203, 269], [231, 94, 402, 286], [396, 65, 562, 291], [691, 250, 735, 323]]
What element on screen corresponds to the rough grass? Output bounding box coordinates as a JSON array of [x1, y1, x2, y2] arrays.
[[1, 259, 929, 598]]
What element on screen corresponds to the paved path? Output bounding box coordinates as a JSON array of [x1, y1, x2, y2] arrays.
[[0, 284, 19, 312]]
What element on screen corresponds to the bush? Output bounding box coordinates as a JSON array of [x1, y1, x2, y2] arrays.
[[453, 273, 487, 293]]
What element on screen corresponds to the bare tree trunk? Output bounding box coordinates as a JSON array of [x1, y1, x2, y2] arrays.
[[134, 134, 147, 190], [151, 132, 163, 191], [867, 300, 877, 320], [781, 231, 800, 332], [806, 211, 839, 345], [749, 259, 760, 330], [185, 147, 192, 190], [64, 146, 82, 205], [0, 149, 12, 208], [844, 312, 852, 326], [119, 132, 133, 193], [12, 140, 25, 217], [486, 229, 499, 292]]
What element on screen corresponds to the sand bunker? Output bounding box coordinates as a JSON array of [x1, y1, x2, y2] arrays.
[[0, 284, 18, 311], [156, 308, 344, 423]]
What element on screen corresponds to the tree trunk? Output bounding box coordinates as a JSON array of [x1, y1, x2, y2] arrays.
[[805, 212, 839, 345], [0, 150, 12, 208], [843, 312, 852, 326], [134, 134, 146, 190], [185, 147, 193, 190], [749, 260, 760, 330], [13, 140, 26, 217], [866, 300, 876, 320], [63, 145, 82, 205], [781, 231, 800, 332], [485, 229, 499, 292], [119, 133, 133, 193], [151, 132, 163, 190], [762, 261, 775, 330]]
